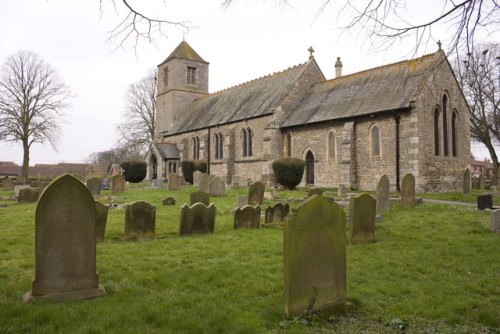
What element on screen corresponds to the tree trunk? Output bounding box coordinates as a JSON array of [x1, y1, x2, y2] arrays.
[[484, 142, 499, 183], [22, 140, 30, 183]]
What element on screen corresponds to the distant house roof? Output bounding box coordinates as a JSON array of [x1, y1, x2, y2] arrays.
[[281, 51, 442, 128], [0, 163, 94, 178], [165, 61, 310, 135], [153, 143, 180, 159], [159, 41, 209, 66]]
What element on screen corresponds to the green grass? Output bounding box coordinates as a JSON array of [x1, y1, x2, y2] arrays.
[[0, 185, 499, 333], [419, 189, 500, 205]]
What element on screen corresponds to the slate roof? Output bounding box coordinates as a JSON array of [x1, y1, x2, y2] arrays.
[[0, 163, 96, 177], [153, 143, 180, 159], [281, 51, 442, 127], [159, 41, 208, 66], [165, 62, 309, 135]]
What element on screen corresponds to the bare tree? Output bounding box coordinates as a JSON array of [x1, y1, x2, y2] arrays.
[[455, 43, 500, 178], [87, 145, 144, 174], [116, 69, 157, 155], [0, 51, 71, 180]]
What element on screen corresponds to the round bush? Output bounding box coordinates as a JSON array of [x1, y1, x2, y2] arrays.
[[272, 158, 305, 190], [120, 160, 146, 183]]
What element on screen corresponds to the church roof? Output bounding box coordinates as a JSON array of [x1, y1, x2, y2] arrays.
[[165, 61, 310, 135], [281, 51, 442, 127], [159, 41, 208, 66], [153, 142, 180, 159]]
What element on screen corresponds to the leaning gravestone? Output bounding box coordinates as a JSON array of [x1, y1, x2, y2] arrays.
[[463, 168, 471, 195], [168, 174, 181, 190], [190, 190, 209, 206], [237, 195, 248, 208], [14, 185, 30, 197], [179, 203, 216, 236], [111, 175, 125, 194], [248, 181, 265, 205], [350, 193, 376, 244], [124, 201, 156, 240], [264, 203, 290, 224], [95, 201, 109, 243], [376, 174, 390, 211], [86, 177, 101, 195], [17, 188, 40, 204], [2, 178, 14, 191], [193, 171, 203, 187], [209, 176, 225, 197], [490, 209, 500, 233], [308, 187, 324, 196], [479, 174, 485, 190], [477, 194, 493, 210], [199, 173, 210, 193], [233, 205, 261, 229], [23, 174, 105, 302], [401, 173, 416, 208], [283, 195, 347, 317]]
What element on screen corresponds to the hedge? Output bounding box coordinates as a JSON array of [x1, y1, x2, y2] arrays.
[[272, 158, 305, 190], [181, 160, 207, 184], [120, 160, 147, 183]]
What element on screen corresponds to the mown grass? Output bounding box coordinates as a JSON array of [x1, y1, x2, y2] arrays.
[[0, 184, 499, 333]]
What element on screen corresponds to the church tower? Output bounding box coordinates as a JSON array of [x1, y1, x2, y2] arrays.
[[156, 41, 209, 136]]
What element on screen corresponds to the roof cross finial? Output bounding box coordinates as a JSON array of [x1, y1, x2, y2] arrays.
[[308, 46, 315, 59], [437, 40, 442, 50]]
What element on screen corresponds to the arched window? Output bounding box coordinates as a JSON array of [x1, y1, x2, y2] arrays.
[[242, 128, 253, 157], [219, 133, 224, 159], [285, 132, 292, 157], [192, 136, 200, 159], [247, 128, 253, 157], [214, 133, 223, 160], [370, 125, 381, 157], [242, 129, 247, 157], [442, 94, 449, 156], [434, 107, 440, 156], [328, 131, 336, 159], [452, 110, 458, 157]]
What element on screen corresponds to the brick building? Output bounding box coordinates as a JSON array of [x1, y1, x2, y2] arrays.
[[146, 41, 471, 192]]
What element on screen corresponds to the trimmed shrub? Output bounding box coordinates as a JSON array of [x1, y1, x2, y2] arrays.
[[272, 158, 305, 190], [120, 161, 147, 183], [181, 160, 207, 184]]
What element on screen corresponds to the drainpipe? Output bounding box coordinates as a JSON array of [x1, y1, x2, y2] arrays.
[[207, 127, 211, 175], [394, 114, 401, 192]]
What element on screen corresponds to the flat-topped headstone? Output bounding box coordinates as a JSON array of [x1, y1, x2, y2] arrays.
[[24, 174, 105, 302], [401, 173, 415, 208], [199, 173, 210, 193], [248, 181, 265, 205], [124, 201, 156, 240], [162, 197, 176, 205], [350, 193, 376, 244], [151, 179, 164, 189], [479, 174, 485, 190], [231, 175, 240, 188], [168, 174, 181, 190], [490, 209, 500, 233], [17, 188, 40, 204], [95, 201, 109, 243], [284, 195, 347, 317], [376, 174, 390, 212], [2, 178, 14, 191], [100, 177, 110, 190], [192, 171, 203, 187], [14, 185, 30, 197], [237, 195, 248, 208], [462, 168, 471, 194], [179, 202, 216, 236], [265, 203, 289, 224], [477, 194, 493, 210], [86, 177, 101, 195], [234, 205, 261, 229], [190, 191, 209, 206], [111, 175, 124, 194], [209, 176, 225, 197], [308, 187, 324, 196], [472, 177, 479, 189]]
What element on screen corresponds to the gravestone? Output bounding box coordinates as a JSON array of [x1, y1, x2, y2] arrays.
[[477, 194, 493, 210], [234, 205, 261, 229], [283, 195, 347, 317], [23, 174, 105, 302], [100, 177, 110, 190], [168, 174, 181, 190], [190, 191, 209, 206], [209, 176, 225, 197], [338, 184, 348, 200], [376, 174, 390, 212], [17, 188, 40, 204], [401, 173, 416, 208], [308, 187, 324, 196], [199, 173, 210, 193], [2, 178, 14, 191], [490, 209, 500, 233], [472, 177, 479, 189], [193, 171, 203, 187], [248, 181, 265, 205], [86, 177, 101, 195], [111, 175, 124, 194], [350, 193, 376, 244], [462, 168, 471, 195], [151, 179, 164, 189], [479, 174, 485, 190], [232, 175, 240, 188], [237, 195, 248, 208], [162, 197, 176, 205], [14, 185, 30, 197], [95, 201, 109, 243], [179, 203, 216, 236], [124, 201, 156, 240], [265, 203, 289, 224], [490, 186, 499, 196]]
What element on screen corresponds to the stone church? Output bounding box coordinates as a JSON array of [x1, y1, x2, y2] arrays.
[[146, 41, 470, 192]]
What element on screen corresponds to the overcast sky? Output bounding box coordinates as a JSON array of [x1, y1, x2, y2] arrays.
[[0, 0, 495, 165]]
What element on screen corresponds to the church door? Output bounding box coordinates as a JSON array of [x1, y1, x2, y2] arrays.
[[305, 151, 314, 185], [150, 154, 158, 179]]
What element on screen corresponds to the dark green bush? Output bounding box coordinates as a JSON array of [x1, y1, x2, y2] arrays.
[[120, 160, 146, 183], [181, 160, 207, 183], [272, 158, 305, 190]]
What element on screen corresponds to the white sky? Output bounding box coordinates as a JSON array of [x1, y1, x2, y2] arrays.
[[0, 0, 496, 164]]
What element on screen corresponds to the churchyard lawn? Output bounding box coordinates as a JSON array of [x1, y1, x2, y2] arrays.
[[0, 185, 498, 333]]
